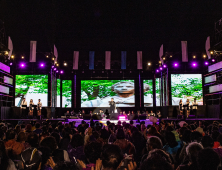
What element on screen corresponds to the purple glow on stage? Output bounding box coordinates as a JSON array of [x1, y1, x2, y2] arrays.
[[160, 67, 163, 70], [163, 64, 167, 68], [20, 63, 25, 68], [10, 63, 12, 66], [53, 68, 56, 71], [212, 59, 215, 62], [60, 70, 64, 74], [56, 70, 58, 73], [205, 62, 209, 65], [40, 63, 44, 67], [156, 69, 159, 73], [52, 66, 54, 68], [192, 62, 197, 67], [118, 115, 126, 121], [174, 63, 178, 67]]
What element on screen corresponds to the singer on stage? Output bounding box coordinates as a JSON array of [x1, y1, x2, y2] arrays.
[[109, 98, 116, 115]]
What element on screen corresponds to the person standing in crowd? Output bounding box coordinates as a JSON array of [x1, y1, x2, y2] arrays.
[[37, 99, 42, 118]]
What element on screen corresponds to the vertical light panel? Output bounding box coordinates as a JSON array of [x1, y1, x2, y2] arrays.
[[137, 51, 143, 69], [89, 51, 95, 70], [121, 51, 127, 69], [181, 41, 188, 62], [62, 80, 72, 108], [73, 51, 79, 70], [105, 51, 111, 69], [30, 41, 37, 62]]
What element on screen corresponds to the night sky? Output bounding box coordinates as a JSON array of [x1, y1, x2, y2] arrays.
[[0, 0, 222, 62]]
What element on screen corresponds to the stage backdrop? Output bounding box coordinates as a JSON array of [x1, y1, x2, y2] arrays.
[[171, 74, 203, 105], [81, 80, 135, 107], [62, 80, 72, 108], [15, 75, 48, 107]]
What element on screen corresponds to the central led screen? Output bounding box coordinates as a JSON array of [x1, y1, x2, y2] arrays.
[[81, 80, 135, 107]]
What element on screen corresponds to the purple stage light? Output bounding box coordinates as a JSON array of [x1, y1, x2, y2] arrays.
[[174, 63, 178, 67], [60, 70, 64, 74], [160, 67, 163, 70], [163, 64, 167, 68], [52, 65, 54, 68], [40, 63, 44, 67], [156, 69, 159, 73], [118, 115, 127, 121], [192, 62, 197, 67], [10, 63, 12, 66], [212, 59, 215, 62], [54, 68, 56, 71], [20, 63, 25, 67], [56, 70, 58, 73], [205, 62, 209, 65]]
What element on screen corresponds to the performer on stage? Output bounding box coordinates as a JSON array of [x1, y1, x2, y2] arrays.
[[192, 98, 198, 116], [37, 99, 42, 117], [109, 98, 116, 114], [20, 98, 27, 118], [29, 99, 34, 117], [185, 99, 190, 118], [179, 99, 183, 115]]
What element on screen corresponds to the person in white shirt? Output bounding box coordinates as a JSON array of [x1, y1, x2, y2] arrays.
[[29, 99, 34, 117], [185, 99, 190, 118], [192, 98, 198, 116], [37, 99, 42, 117], [20, 98, 27, 118]]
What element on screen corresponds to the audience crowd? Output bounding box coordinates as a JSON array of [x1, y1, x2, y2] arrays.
[[0, 118, 222, 170]]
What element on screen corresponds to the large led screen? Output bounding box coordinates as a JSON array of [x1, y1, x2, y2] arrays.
[[156, 78, 160, 106], [62, 80, 72, 108], [171, 74, 203, 105], [81, 80, 135, 107], [15, 75, 48, 107], [143, 80, 153, 107], [57, 79, 60, 107]]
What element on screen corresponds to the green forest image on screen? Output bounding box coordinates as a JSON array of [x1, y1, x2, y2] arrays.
[[171, 74, 203, 105], [15, 75, 48, 107], [143, 80, 153, 107], [62, 80, 72, 108], [81, 80, 135, 107]]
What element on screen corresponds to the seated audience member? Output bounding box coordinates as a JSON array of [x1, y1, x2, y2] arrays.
[[5, 129, 25, 156], [33, 122, 42, 135], [40, 136, 70, 163], [190, 131, 202, 143], [27, 133, 39, 148], [114, 128, 136, 156], [214, 134, 222, 160], [21, 147, 42, 170], [201, 135, 214, 148], [101, 144, 124, 170], [212, 130, 220, 148], [67, 134, 86, 162], [140, 149, 173, 170], [0, 140, 17, 170], [197, 148, 220, 170], [177, 142, 203, 170], [38, 147, 55, 170], [53, 162, 80, 170]]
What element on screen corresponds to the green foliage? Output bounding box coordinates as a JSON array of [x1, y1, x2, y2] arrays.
[[62, 80, 72, 107], [171, 74, 202, 100], [81, 80, 134, 102], [143, 80, 153, 95], [15, 75, 48, 98], [57, 79, 60, 95]]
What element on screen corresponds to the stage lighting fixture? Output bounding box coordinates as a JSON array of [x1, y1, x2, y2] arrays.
[[156, 69, 159, 73], [192, 62, 197, 67], [20, 63, 25, 67], [170, 55, 172, 58], [52, 66, 54, 68], [55, 61, 57, 64], [60, 70, 64, 74], [21, 56, 24, 59], [163, 64, 167, 68], [52, 57, 55, 61], [64, 62, 67, 66], [159, 61, 161, 64], [203, 55, 206, 58], [210, 51, 214, 54], [193, 55, 196, 59], [11, 55, 14, 59], [40, 63, 44, 67], [148, 62, 151, 66], [56, 70, 58, 73], [118, 115, 126, 121], [212, 59, 215, 62], [160, 67, 163, 70], [56, 63, 59, 66], [163, 57, 166, 60], [10, 62, 12, 65], [174, 63, 178, 67], [54, 68, 56, 71], [205, 61, 209, 65], [46, 55, 49, 58]]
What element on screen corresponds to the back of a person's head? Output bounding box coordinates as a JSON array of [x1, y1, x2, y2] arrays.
[[116, 129, 125, 140], [165, 131, 177, 147], [148, 126, 157, 135], [53, 162, 80, 170], [21, 147, 42, 170], [130, 120, 134, 125], [50, 132, 61, 146], [140, 149, 173, 170], [6, 129, 15, 140], [100, 129, 110, 140], [38, 146, 52, 168], [0, 140, 9, 170], [186, 142, 203, 163], [190, 131, 202, 142], [84, 142, 102, 164], [212, 130, 220, 142], [147, 136, 163, 151], [101, 144, 123, 170], [201, 135, 214, 148], [40, 136, 57, 152], [182, 129, 191, 143], [35, 123, 41, 129], [217, 134, 222, 146], [17, 131, 26, 142], [70, 134, 84, 148], [197, 148, 220, 170], [27, 133, 39, 147]]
